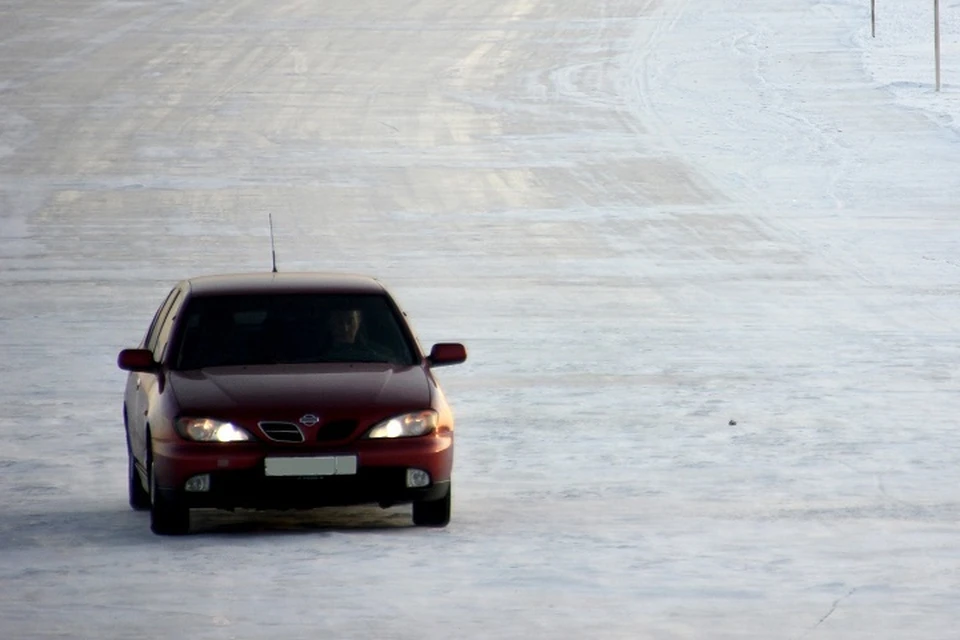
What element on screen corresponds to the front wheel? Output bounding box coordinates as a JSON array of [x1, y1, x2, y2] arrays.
[[128, 448, 150, 511], [125, 411, 150, 511], [149, 460, 190, 535], [412, 485, 451, 527]]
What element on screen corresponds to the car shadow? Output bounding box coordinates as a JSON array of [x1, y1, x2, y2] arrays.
[[190, 504, 415, 535], [0, 503, 417, 551]]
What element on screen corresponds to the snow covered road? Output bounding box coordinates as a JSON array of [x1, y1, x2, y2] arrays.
[[1, 0, 959, 637]]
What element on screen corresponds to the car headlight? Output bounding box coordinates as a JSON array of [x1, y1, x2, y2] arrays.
[[176, 418, 252, 442], [366, 411, 438, 439]]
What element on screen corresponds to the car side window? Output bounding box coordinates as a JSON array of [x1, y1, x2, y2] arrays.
[[143, 287, 179, 350], [150, 290, 184, 361]]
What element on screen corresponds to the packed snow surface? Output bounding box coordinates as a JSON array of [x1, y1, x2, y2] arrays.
[[1, 0, 959, 638]]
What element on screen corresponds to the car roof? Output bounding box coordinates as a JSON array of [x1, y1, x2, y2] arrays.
[[182, 272, 388, 297]]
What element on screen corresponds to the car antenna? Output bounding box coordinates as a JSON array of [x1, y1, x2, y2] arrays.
[[269, 213, 278, 273]]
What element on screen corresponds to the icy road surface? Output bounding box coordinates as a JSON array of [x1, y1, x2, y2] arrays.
[[1, 0, 959, 638]]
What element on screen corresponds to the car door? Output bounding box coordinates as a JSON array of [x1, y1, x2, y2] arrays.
[[128, 286, 183, 463]]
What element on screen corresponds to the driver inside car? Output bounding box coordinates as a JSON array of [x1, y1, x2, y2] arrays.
[[325, 307, 396, 362]]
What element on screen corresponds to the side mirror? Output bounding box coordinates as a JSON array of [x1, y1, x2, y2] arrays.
[[427, 343, 467, 367], [118, 348, 158, 372]]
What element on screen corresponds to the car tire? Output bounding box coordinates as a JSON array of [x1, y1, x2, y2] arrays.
[[128, 447, 150, 511], [149, 460, 190, 536], [412, 485, 451, 527]]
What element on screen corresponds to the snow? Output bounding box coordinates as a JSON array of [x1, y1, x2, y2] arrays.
[[1, 0, 959, 637]]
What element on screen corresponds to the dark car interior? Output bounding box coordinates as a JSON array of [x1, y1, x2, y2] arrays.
[[173, 294, 416, 369]]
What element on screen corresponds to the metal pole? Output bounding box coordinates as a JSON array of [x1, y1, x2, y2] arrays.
[[934, 0, 941, 91], [871, 0, 876, 38]]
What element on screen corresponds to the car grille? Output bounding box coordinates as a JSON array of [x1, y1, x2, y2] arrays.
[[316, 420, 358, 442], [258, 421, 305, 443]]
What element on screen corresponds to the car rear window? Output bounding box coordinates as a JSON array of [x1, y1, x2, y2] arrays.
[[171, 293, 417, 369]]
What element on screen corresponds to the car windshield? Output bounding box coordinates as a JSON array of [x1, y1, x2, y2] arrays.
[[171, 293, 417, 369]]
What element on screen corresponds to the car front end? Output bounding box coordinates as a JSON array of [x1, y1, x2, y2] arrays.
[[150, 407, 454, 511], [150, 364, 456, 512]]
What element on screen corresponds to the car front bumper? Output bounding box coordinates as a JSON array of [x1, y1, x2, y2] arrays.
[[158, 469, 450, 510], [152, 432, 453, 510]]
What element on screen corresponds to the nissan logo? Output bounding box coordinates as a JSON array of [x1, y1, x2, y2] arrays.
[[299, 414, 320, 426]]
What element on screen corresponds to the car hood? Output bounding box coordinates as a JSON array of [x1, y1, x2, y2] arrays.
[[168, 364, 431, 419]]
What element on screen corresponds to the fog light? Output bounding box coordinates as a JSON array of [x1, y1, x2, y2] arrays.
[[406, 468, 430, 488], [184, 474, 211, 492]]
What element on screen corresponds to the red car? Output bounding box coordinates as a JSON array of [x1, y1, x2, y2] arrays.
[[117, 272, 466, 535]]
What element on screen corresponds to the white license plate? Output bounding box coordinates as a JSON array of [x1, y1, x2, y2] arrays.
[[264, 456, 358, 477]]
